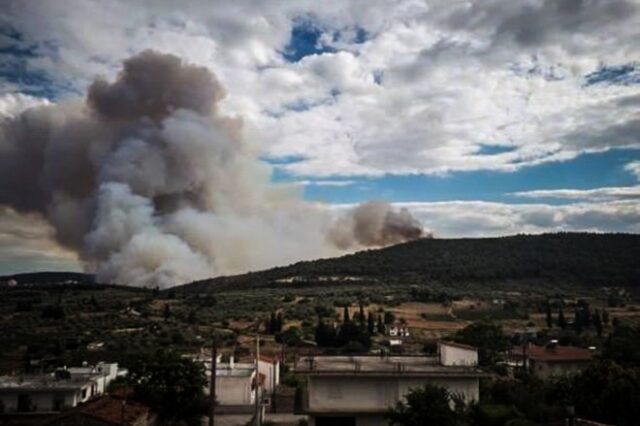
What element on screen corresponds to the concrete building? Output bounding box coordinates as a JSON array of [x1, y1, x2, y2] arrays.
[[0, 363, 124, 415], [295, 342, 485, 426], [258, 355, 280, 395], [509, 342, 594, 379]]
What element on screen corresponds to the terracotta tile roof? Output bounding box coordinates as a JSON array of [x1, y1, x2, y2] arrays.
[[511, 344, 593, 363], [44, 395, 150, 426]]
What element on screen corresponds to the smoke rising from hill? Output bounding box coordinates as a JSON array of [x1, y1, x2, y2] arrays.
[[0, 51, 426, 288]]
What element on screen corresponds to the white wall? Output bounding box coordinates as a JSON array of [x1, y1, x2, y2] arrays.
[[308, 375, 479, 413], [439, 343, 478, 366], [258, 360, 279, 393], [0, 390, 80, 413], [215, 375, 254, 405]]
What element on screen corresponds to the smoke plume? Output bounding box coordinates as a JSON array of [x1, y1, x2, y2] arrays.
[[0, 51, 427, 288]]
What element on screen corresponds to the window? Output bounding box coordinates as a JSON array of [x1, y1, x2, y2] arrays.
[[81, 389, 87, 399]]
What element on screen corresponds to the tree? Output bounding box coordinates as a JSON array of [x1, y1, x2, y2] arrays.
[[163, 304, 171, 321], [276, 326, 302, 346], [275, 312, 284, 333], [593, 309, 603, 337], [128, 350, 206, 425], [385, 384, 461, 426], [453, 322, 510, 366], [557, 306, 567, 329], [545, 302, 553, 329], [314, 317, 337, 347], [358, 303, 366, 327], [602, 309, 610, 327], [384, 311, 396, 325], [377, 314, 386, 334], [343, 305, 350, 324], [367, 311, 375, 335]]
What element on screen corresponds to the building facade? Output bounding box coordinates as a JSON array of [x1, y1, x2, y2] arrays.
[[295, 343, 485, 426]]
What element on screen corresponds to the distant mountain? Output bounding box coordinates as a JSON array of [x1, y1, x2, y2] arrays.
[[0, 271, 95, 286], [180, 233, 640, 293]]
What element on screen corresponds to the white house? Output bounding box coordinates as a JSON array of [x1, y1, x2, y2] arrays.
[[439, 341, 478, 366], [0, 362, 124, 414], [295, 348, 485, 426], [258, 354, 280, 394]]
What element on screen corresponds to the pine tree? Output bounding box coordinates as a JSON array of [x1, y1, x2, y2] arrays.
[[545, 302, 553, 329]]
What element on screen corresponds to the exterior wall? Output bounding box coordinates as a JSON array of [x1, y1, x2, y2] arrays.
[[532, 360, 589, 379], [308, 375, 479, 414], [258, 360, 279, 393], [439, 344, 478, 366], [215, 375, 254, 405], [0, 390, 79, 413]]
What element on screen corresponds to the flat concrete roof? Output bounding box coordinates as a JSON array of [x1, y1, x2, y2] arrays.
[[0, 375, 95, 392], [294, 356, 486, 378]]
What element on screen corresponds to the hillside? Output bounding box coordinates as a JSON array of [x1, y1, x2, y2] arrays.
[[0, 271, 95, 286], [180, 233, 640, 293]]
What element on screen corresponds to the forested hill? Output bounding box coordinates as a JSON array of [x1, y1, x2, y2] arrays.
[[180, 233, 640, 293]]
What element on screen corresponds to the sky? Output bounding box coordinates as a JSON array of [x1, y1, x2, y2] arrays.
[[0, 0, 639, 275]]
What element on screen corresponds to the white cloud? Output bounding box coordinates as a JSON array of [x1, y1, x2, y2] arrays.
[[625, 161, 640, 179], [2, 0, 639, 177], [512, 186, 640, 202], [295, 180, 356, 187]]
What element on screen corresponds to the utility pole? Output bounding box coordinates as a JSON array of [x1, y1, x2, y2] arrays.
[[209, 341, 217, 426], [254, 335, 261, 426]]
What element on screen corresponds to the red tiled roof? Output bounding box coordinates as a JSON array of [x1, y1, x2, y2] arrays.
[[44, 396, 150, 426], [511, 344, 593, 363]]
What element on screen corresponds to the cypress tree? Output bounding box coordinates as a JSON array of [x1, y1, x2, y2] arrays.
[[343, 305, 350, 324], [545, 302, 553, 329], [557, 306, 567, 329], [367, 311, 375, 335], [593, 309, 603, 337]]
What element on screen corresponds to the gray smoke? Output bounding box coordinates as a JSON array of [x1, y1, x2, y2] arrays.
[[328, 201, 429, 249], [0, 51, 426, 288]]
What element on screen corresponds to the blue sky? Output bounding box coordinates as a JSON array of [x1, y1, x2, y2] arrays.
[[0, 0, 639, 277]]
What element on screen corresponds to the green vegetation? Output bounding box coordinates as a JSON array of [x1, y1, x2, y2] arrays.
[[386, 384, 470, 426], [127, 350, 206, 425]]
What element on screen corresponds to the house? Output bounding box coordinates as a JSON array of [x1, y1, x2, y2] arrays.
[[42, 395, 153, 426], [508, 341, 594, 378], [258, 354, 280, 394], [439, 341, 478, 366], [193, 349, 279, 410], [387, 323, 410, 338], [0, 363, 125, 415], [295, 342, 485, 426]]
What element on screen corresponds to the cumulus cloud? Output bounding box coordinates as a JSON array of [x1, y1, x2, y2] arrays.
[[1, 0, 639, 177]]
